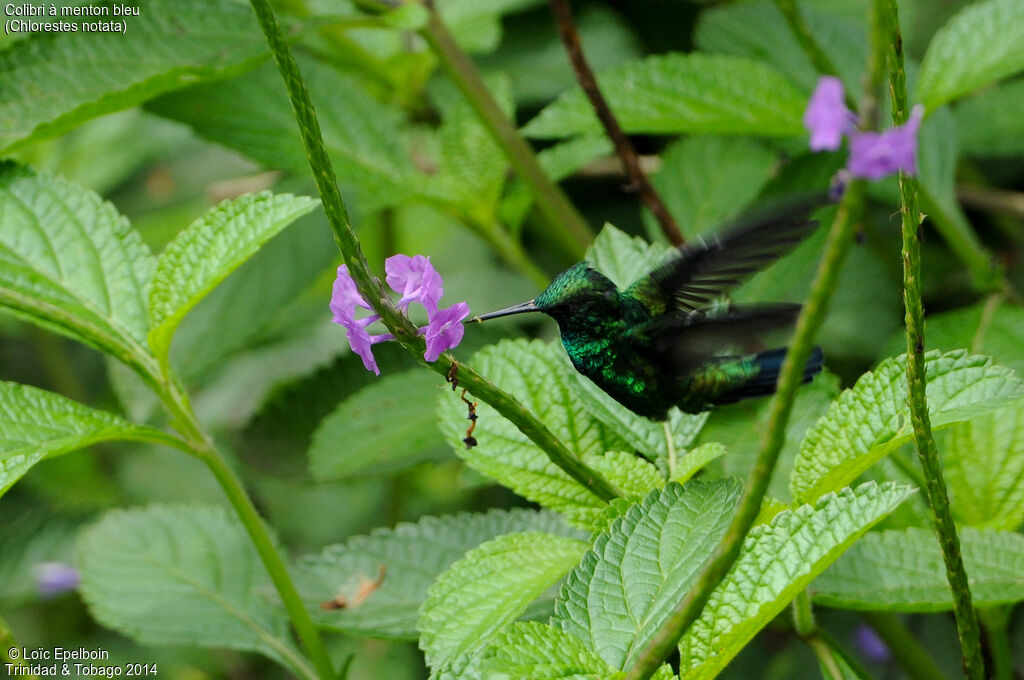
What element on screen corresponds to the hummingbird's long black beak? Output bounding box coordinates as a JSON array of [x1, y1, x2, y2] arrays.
[[472, 299, 539, 322]]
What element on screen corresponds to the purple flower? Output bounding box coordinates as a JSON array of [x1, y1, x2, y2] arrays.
[[804, 76, 855, 151], [331, 256, 469, 374], [35, 562, 80, 598], [848, 105, 924, 179], [854, 624, 891, 663], [385, 254, 443, 314], [423, 302, 470, 362]]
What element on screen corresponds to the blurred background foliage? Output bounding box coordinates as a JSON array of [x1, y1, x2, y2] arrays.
[[1, 0, 1022, 677]]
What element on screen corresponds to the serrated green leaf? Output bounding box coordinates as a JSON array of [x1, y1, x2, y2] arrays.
[[0, 162, 155, 369], [916, 301, 1024, 377], [954, 80, 1024, 157], [915, 0, 1024, 110], [790, 350, 1024, 503], [812, 527, 1024, 611], [0, 381, 175, 498], [297, 508, 580, 639], [643, 136, 776, 241], [943, 399, 1024, 530], [148, 59, 428, 213], [419, 531, 588, 670], [309, 369, 450, 480], [438, 339, 661, 528], [147, 192, 319, 365], [477, 621, 618, 679], [0, 0, 267, 153], [522, 53, 806, 139], [679, 482, 913, 679], [585, 223, 674, 290], [77, 505, 305, 674], [671, 442, 726, 485], [554, 479, 743, 670]]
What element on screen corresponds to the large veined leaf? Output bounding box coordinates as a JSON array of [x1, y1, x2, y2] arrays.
[[297, 508, 581, 639], [148, 59, 430, 213], [678, 482, 913, 679], [812, 527, 1024, 611], [0, 163, 155, 371], [437, 339, 663, 527], [475, 621, 675, 680], [790, 350, 1024, 503], [0, 0, 268, 152], [147, 192, 319, 366], [0, 381, 176, 498], [645, 136, 776, 241], [77, 505, 307, 675], [585, 223, 673, 290], [915, 0, 1024, 110], [309, 369, 451, 480], [419, 531, 588, 672], [554, 480, 743, 670], [522, 53, 806, 139], [943, 399, 1024, 530]]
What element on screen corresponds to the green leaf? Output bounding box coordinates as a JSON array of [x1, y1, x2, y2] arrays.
[[77, 504, 305, 673], [790, 350, 1024, 503], [148, 59, 428, 213], [943, 399, 1024, 530], [554, 480, 743, 670], [0, 381, 174, 498], [437, 339, 660, 527], [0, 510, 80, 605], [678, 482, 913, 679], [522, 53, 806, 139], [438, 0, 543, 54], [585, 223, 674, 289], [477, 621, 618, 679], [147, 192, 319, 366], [812, 527, 1024, 611], [671, 442, 727, 485], [0, 0, 268, 153], [419, 531, 588, 671], [297, 508, 580, 639], [0, 163, 155, 369], [644, 136, 776, 241], [915, 0, 1024, 110], [917, 300, 1024, 377], [954, 80, 1024, 157], [309, 369, 450, 480]]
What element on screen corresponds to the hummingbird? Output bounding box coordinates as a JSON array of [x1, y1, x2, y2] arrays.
[[473, 202, 825, 420]]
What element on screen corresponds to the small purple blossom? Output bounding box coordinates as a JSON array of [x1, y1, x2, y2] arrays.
[[330, 256, 468, 374], [854, 624, 891, 663], [423, 302, 470, 362], [386, 254, 443, 314], [35, 561, 80, 598], [803, 76, 855, 151], [804, 77, 924, 182], [848, 105, 924, 179]]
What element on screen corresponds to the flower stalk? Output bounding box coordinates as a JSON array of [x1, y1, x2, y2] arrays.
[[882, 1, 985, 678]]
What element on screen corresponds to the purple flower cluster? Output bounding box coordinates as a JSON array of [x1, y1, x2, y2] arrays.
[[35, 561, 80, 598], [804, 76, 924, 179], [331, 255, 469, 374]]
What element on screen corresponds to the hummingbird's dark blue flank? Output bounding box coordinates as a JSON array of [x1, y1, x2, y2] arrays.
[[474, 200, 827, 420]]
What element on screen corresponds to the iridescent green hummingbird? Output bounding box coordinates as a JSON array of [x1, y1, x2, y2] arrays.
[[474, 204, 825, 420]]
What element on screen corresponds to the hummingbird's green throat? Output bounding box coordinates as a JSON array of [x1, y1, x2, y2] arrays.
[[474, 203, 826, 420]]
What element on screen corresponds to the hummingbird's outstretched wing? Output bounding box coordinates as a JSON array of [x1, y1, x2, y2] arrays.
[[624, 201, 823, 314], [622, 303, 804, 375]]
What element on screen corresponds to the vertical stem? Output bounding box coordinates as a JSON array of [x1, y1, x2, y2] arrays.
[[546, 0, 684, 245], [792, 589, 816, 636], [979, 607, 1013, 680], [419, 8, 593, 258], [882, 2, 985, 678]]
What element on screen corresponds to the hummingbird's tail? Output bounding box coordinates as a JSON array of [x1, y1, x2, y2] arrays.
[[724, 346, 824, 402]]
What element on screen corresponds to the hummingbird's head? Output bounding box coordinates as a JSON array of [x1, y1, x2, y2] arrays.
[[472, 262, 618, 323]]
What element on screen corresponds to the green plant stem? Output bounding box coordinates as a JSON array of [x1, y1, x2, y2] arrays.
[[807, 635, 847, 680], [793, 593, 873, 680], [792, 589, 816, 636], [417, 7, 592, 259], [816, 629, 876, 680], [625, 182, 868, 680], [862, 612, 947, 680], [158, 380, 326, 680], [247, 0, 621, 503], [979, 607, 1013, 680], [883, 2, 985, 678]]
